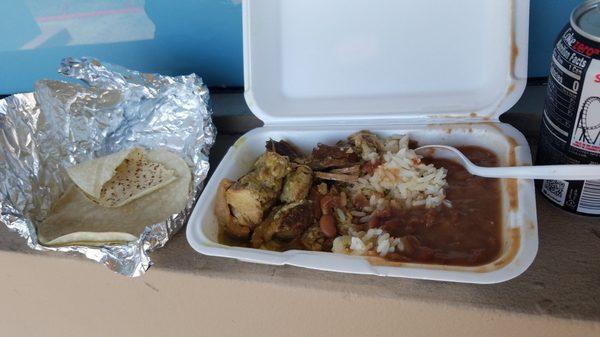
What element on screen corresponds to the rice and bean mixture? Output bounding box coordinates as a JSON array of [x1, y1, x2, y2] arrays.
[[331, 133, 448, 257]]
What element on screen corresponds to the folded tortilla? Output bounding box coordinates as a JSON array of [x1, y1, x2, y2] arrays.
[[37, 148, 191, 246], [67, 147, 177, 207]]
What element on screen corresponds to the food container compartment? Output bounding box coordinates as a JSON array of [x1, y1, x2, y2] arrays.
[[187, 0, 537, 283], [187, 123, 538, 283]]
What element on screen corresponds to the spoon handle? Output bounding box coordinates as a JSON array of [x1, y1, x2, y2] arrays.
[[474, 165, 600, 180]]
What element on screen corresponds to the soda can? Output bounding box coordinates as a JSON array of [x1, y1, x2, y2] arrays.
[[537, 0, 600, 216]]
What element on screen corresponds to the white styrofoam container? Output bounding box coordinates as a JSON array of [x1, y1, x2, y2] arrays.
[[187, 0, 538, 283]]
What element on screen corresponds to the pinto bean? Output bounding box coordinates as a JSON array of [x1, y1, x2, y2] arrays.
[[319, 214, 337, 238]]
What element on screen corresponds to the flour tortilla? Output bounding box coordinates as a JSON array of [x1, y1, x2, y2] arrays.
[[66, 147, 177, 207], [38, 149, 191, 246]]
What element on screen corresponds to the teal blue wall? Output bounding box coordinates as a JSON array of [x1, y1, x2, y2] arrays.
[[530, 0, 581, 79], [0, 0, 582, 94]]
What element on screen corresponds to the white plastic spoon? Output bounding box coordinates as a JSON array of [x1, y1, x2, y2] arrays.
[[415, 145, 600, 180]]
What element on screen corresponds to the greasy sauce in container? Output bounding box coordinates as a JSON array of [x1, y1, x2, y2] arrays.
[[218, 231, 252, 248], [493, 228, 520, 268], [219, 146, 503, 267], [483, 123, 520, 211]]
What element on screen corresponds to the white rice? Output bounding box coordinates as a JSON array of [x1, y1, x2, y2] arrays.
[[351, 135, 447, 210], [333, 228, 406, 257]]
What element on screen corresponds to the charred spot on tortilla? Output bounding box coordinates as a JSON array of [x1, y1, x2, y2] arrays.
[[97, 148, 177, 207], [37, 148, 192, 247], [67, 147, 178, 208]]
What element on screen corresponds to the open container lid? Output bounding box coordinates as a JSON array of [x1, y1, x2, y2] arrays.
[[244, 0, 529, 124]]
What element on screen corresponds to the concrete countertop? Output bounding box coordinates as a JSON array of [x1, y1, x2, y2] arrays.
[[1, 85, 599, 337]]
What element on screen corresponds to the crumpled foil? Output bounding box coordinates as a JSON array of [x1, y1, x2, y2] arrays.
[[0, 57, 216, 277]]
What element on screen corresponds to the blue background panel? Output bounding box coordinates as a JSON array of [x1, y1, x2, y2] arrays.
[[0, 0, 583, 94], [529, 0, 581, 78]]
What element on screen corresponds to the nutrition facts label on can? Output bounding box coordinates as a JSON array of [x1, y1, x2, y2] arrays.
[[542, 27, 600, 160], [544, 28, 591, 148]]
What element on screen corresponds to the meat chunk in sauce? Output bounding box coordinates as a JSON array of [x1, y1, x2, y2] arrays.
[[301, 225, 332, 251], [266, 139, 303, 162], [251, 201, 316, 248], [225, 151, 290, 228], [280, 165, 313, 203], [215, 179, 251, 239], [310, 144, 359, 170], [348, 131, 383, 160]]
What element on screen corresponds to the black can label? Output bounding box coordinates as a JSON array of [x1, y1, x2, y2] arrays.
[[538, 25, 600, 216]]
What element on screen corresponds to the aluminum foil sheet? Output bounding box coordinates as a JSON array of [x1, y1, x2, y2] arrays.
[[0, 57, 216, 277]]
